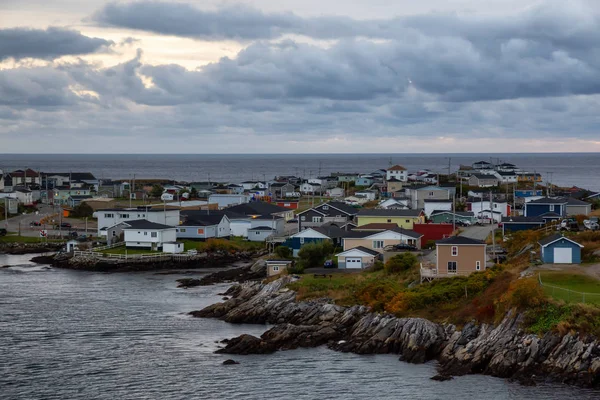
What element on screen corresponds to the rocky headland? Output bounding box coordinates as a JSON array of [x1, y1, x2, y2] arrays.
[[192, 276, 600, 388], [177, 260, 267, 287]]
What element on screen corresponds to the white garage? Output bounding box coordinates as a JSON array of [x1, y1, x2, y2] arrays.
[[336, 247, 380, 269]]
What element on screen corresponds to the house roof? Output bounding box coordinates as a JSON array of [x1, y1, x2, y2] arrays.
[[563, 197, 590, 206], [496, 171, 517, 176], [358, 209, 423, 217], [423, 199, 452, 203], [473, 161, 492, 165], [470, 173, 498, 180], [343, 227, 422, 239], [226, 202, 289, 216], [538, 234, 583, 248], [436, 236, 485, 245], [248, 226, 274, 231], [387, 165, 407, 171], [538, 212, 561, 218], [527, 197, 568, 205], [353, 223, 399, 231], [337, 246, 380, 257], [182, 214, 226, 226], [122, 219, 174, 230], [14, 188, 32, 193], [45, 172, 97, 181], [431, 210, 475, 217]]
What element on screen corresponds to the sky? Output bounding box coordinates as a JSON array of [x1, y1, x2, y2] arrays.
[[2, 0, 600, 153]]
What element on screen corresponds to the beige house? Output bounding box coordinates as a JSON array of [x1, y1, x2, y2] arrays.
[[386, 178, 403, 193], [266, 260, 293, 277], [342, 228, 423, 253], [423, 236, 487, 280]]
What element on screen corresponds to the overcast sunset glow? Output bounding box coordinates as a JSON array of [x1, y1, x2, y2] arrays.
[[2, 0, 600, 153]]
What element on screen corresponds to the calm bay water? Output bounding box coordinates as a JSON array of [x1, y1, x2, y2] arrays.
[[1, 254, 599, 399], [1, 153, 599, 191]]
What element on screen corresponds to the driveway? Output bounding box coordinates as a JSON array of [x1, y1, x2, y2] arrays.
[[459, 224, 497, 241], [2, 204, 96, 237]]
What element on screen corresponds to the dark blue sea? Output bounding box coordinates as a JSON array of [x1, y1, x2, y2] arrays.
[[1, 153, 599, 191]]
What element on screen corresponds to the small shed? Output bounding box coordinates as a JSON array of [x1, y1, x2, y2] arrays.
[[247, 226, 274, 242], [538, 234, 583, 264], [266, 260, 293, 277], [163, 242, 184, 254], [66, 240, 78, 253]]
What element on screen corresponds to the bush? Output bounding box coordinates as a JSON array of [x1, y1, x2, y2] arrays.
[[498, 277, 546, 311], [424, 240, 436, 249], [385, 253, 418, 274], [274, 245, 293, 259], [369, 260, 384, 272], [70, 203, 94, 218], [287, 261, 304, 275], [297, 241, 335, 270]]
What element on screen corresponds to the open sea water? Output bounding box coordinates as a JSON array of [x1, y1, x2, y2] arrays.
[[1, 253, 599, 400], [1, 153, 599, 191]]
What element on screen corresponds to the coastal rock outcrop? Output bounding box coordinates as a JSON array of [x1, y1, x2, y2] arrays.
[[193, 276, 600, 388], [0, 242, 63, 255], [177, 260, 267, 287]]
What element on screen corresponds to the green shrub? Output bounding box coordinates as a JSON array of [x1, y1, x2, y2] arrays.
[[297, 241, 335, 270], [385, 253, 418, 274], [274, 245, 293, 259], [370, 260, 384, 272], [287, 261, 304, 275]]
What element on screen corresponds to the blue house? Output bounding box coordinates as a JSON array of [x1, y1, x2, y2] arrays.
[[284, 228, 332, 257], [538, 234, 583, 264], [524, 198, 568, 217], [355, 176, 374, 187]]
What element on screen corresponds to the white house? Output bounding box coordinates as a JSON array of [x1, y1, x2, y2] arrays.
[[208, 194, 250, 209], [386, 165, 408, 182], [177, 214, 231, 240], [378, 198, 409, 209], [247, 226, 274, 241], [469, 201, 509, 217], [94, 207, 181, 236], [355, 190, 377, 201], [326, 187, 345, 197], [11, 189, 33, 205], [493, 171, 518, 184], [336, 247, 380, 269], [300, 182, 322, 194], [424, 199, 453, 218], [122, 219, 177, 250], [163, 242, 184, 254], [241, 181, 267, 191]]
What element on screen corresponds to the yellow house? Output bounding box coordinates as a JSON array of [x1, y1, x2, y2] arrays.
[[517, 173, 542, 183], [356, 209, 425, 229]]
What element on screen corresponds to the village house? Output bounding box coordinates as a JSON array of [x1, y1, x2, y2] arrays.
[[297, 201, 358, 231], [300, 182, 322, 195], [385, 178, 403, 194], [378, 198, 409, 209], [45, 172, 99, 191], [176, 214, 231, 240], [538, 234, 583, 264], [341, 228, 423, 253], [9, 169, 41, 186], [122, 219, 178, 251], [356, 209, 425, 229], [472, 161, 494, 170], [355, 189, 378, 201], [432, 236, 487, 277], [430, 210, 476, 224], [355, 175, 374, 187], [501, 216, 547, 235], [468, 199, 511, 218], [326, 187, 345, 197], [564, 197, 592, 216], [468, 173, 499, 188], [266, 260, 294, 277], [493, 171, 518, 184], [52, 186, 93, 205], [386, 165, 408, 182], [13, 188, 34, 205], [208, 193, 250, 209], [270, 182, 296, 198], [334, 173, 360, 183], [95, 207, 181, 237], [524, 197, 568, 217], [404, 185, 451, 210], [517, 173, 543, 183], [284, 227, 336, 257]]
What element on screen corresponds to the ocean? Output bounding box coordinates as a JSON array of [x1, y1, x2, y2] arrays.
[[1, 153, 599, 191], [1, 254, 598, 400]]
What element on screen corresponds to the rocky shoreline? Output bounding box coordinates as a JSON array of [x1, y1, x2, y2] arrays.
[[0, 242, 64, 255], [177, 260, 267, 287], [192, 276, 600, 388]]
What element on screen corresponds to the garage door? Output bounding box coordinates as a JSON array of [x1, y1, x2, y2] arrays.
[[554, 248, 572, 264], [346, 257, 363, 269]]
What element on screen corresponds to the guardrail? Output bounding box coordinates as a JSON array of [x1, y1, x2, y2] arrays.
[[538, 273, 600, 304], [73, 250, 200, 263], [92, 242, 125, 252]]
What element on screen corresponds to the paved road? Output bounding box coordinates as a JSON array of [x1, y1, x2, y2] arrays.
[[459, 224, 497, 241], [2, 204, 97, 237]]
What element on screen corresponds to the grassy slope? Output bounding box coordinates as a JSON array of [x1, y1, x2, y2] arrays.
[[540, 271, 600, 305]]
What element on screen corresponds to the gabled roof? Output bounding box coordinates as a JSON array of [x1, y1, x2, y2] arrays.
[[563, 197, 590, 206], [226, 202, 289, 216], [387, 165, 406, 171], [10, 168, 39, 177], [423, 199, 452, 203], [431, 210, 474, 217], [436, 236, 485, 245], [122, 219, 174, 230], [182, 213, 227, 226], [538, 234, 583, 248], [470, 173, 498, 180], [336, 246, 380, 257], [353, 223, 399, 231], [538, 212, 561, 218], [501, 216, 545, 223], [342, 227, 422, 239], [473, 161, 492, 165], [526, 197, 568, 205], [248, 226, 274, 231], [358, 209, 423, 217]]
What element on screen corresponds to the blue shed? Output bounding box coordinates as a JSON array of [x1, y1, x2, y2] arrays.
[[284, 228, 332, 257], [501, 216, 546, 235], [538, 234, 583, 264]]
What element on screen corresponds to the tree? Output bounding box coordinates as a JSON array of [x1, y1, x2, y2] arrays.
[[274, 246, 293, 259], [71, 202, 93, 218], [297, 241, 335, 270], [190, 187, 198, 198], [150, 184, 164, 198], [385, 253, 418, 274]]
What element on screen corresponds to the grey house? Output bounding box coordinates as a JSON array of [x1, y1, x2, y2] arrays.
[[468, 174, 499, 188]]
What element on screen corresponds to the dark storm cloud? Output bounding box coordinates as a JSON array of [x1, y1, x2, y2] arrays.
[[0, 27, 113, 61]]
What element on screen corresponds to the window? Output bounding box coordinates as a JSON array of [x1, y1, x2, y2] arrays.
[[476, 261, 481, 271], [151, 232, 157, 238], [120, 214, 129, 219], [273, 266, 279, 271], [300, 237, 304, 244], [137, 214, 141, 217], [451, 246, 458, 256], [301, 216, 306, 221], [429, 192, 434, 196], [493, 204, 497, 208], [448, 261, 457, 273], [405, 219, 410, 223], [312, 217, 321, 223], [373, 240, 384, 249], [180, 228, 186, 233], [144, 232, 148, 236], [549, 205, 555, 212], [105, 213, 114, 218], [322, 205, 329, 210], [112, 231, 116, 237], [387, 219, 392, 223], [256, 231, 261, 235]]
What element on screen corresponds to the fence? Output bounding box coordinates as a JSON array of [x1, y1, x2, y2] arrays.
[[538, 273, 600, 304], [92, 242, 125, 252], [73, 250, 199, 263]]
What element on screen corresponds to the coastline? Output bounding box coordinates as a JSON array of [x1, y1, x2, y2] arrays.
[[192, 276, 600, 388]]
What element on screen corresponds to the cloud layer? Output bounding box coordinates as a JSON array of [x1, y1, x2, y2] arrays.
[[0, 27, 113, 61]]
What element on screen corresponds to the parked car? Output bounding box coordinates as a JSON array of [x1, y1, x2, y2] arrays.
[[323, 259, 336, 268], [60, 222, 72, 228], [0, 228, 7, 237], [583, 219, 599, 231], [30, 221, 41, 226], [557, 219, 579, 232], [384, 243, 417, 252]]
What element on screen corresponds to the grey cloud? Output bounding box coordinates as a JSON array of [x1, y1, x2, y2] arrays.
[[0, 27, 113, 61]]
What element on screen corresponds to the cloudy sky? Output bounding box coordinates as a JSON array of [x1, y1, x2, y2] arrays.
[[2, 0, 600, 153]]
